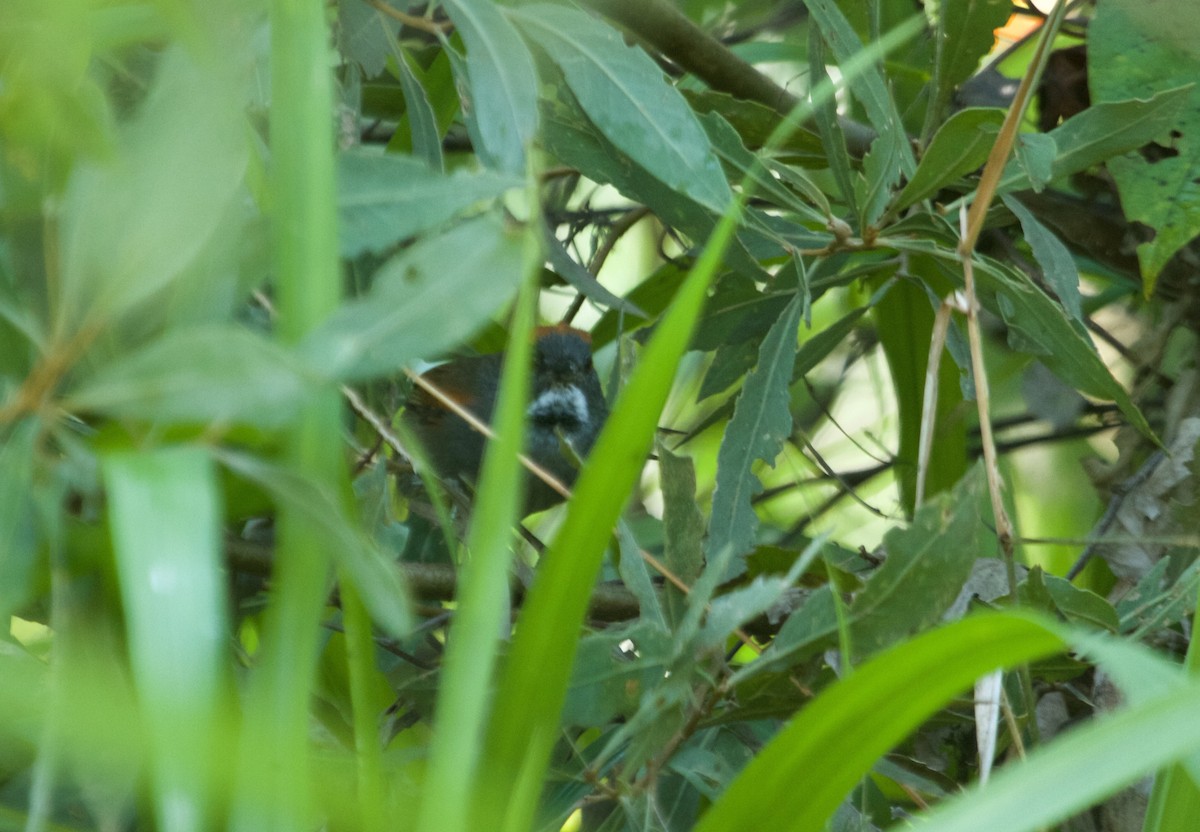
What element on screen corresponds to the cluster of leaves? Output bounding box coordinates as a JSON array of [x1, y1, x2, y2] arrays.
[[2, 0, 1200, 831]]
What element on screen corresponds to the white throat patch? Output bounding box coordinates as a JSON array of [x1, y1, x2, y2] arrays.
[[527, 385, 588, 426]]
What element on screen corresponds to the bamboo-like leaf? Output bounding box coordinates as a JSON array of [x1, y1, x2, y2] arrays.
[[897, 108, 1005, 210], [512, 3, 732, 214], [303, 213, 525, 380], [440, 0, 539, 174], [67, 325, 315, 427], [1003, 194, 1082, 319], [336, 151, 519, 256]]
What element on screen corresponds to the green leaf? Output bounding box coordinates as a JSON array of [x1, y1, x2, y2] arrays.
[[389, 48, 445, 170], [336, 0, 400, 77], [1090, 0, 1200, 292], [897, 108, 1005, 210], [57, 44, 247, 331], [805, 0, 917, 175], [996, 86, 1193, 193], [440, 0, 539, 174], [67, 325, 315, 427], [694, 612, 1068, 832], [512, 3, 732, 214], [935, 0, 1012, 100], [218, 452, 412, 639], [659, 442, 705, 628], [0, 420, 39, 620], [707, 292, 804, 579], [1002, 194, 1082, 319], [849, 466, 987, 658], [336, 151, 519, 257], [1013, 133, 1057, 192], [103, 447, 229, 832], [302, 212, 525, 380]]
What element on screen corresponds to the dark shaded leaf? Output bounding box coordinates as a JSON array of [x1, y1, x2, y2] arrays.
[[707, 293, 804, 579]]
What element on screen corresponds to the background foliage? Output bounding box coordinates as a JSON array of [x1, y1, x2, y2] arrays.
[[2, 1, 1199, 830]]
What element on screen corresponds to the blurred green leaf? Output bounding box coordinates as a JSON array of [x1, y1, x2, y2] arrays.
[[850, 466, 987, 658], [57, 44, 247, 332], [104, 446, 228, 832], [218, 452, 412, 640], [302, 212, 525, 380], [389, 48, 446, 170], [708, 292, 804, 580], [336, 150, 520, 256], [337, 0, 400, 77], [898, 108, 1005, 210], [67, 325, 315, 427], [441, 0, 539, 174], [512, 3, 732, 214], [0, 420, 39, 620]]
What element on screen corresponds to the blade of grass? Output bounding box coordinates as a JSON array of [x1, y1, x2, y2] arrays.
[[231, 0, 346, 828]]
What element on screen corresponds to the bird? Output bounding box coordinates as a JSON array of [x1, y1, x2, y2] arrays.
[[402, 326, 608, 514]]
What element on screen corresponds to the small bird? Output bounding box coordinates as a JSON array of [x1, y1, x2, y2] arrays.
[[402, 326, 608, 513]]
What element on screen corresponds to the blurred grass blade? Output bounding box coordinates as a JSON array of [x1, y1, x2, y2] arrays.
[[231, 0, 345, 828], [415, 223, 541, 832], [693, 612, 1067, 832], [103, 447, 228, 832]]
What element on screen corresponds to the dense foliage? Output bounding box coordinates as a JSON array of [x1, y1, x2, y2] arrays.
[[2, 1, 1199, 830]]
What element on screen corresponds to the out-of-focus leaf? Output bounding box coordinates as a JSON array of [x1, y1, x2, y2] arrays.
[[57, 44, 247, 331], [1090, 0, 1200, 292], [659, 442, 705, 628], [1028, 568, 1120, 632], [1003, 194, 1082, 319], [337, 0, 400, 77], [440, 0, 538, 174], [104, 447, 228, 832], [303, 212, 525, 380], [617, 521, 664, 628], [707, 293, 804, 580], [897, 108, 1005, 210], [336, 151, 520, 256], [218, 451, 412, 639], [512, 4, 732, 214], [67, 325, 315, 427], [849, 466, 987, 658], [0, 420, 39, 620], [996, 86, 1193, 193]]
